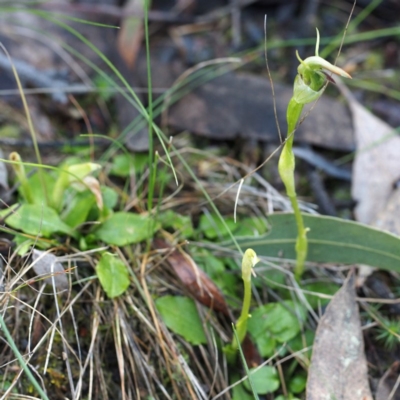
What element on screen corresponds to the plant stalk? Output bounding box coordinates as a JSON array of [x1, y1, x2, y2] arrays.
[[278, 98, 308, 280]]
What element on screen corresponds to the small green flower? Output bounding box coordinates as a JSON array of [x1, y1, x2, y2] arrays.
[[278, 28, 351, 280], [293, 28, 351, 104]]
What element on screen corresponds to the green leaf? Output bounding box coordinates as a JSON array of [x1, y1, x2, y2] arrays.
[[1, 204, 75, 238], [248, 301, 306, 350], [62, 190, 95, 228], [65, 162, 101, 183], [231, 378, 255, 400], [251, 333, 276, 358], [233, 217, 269, 237], [287, 329, 314, 355], [26, 171, 56, 205], [303, 281, 339, 309], [96, 253, 130, 298], [101, 186, 118, 210], [110, 153, 148, 177], [158, 210, 194, 237], [199, 214, 236, 239], [155, 296, 207, 345], [94, 212, 160, 246], [243, 366, 280, 394], [289, 372, 307, 394], [230, 213, 400, 272]]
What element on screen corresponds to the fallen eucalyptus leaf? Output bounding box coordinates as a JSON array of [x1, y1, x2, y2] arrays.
[[306, 271, 372, 399]]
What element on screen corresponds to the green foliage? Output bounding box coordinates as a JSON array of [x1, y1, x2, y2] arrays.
[[199, 213, 237, 239], [61, 190, 96, 228], [26, 171, 55, 205], [158, 210, 194, 237], [155, 296, 207, 345], [110, 153, 148, 177], [231, 378, 255, 400], [247, 301, 307, 357], [375, 317, 400, 350], [278, 29, 352, 280], [230, 213, 400, 273], [243, 366, 280, 394], [192, 248, 238, 300], [287, 329, 315, 355], [288, 371, 307, 394], [96, 253, 130, 298], [94, 212, 159, 246], [93, 73, 114, 101], [199, 213, 267, 240], [303, 281, 339, 309], [0, 204, 75, 238]]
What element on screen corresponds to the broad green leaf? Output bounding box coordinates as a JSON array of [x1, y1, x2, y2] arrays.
[[248, 301, 306, 353], [230, 213, 400, 272], [231, 378, 255, 400], [155, 296, 207, 345], [1, 204, 75, 238], [110, 153, 148, 177], [95, 212, 159, 246], [62, 190, 95, 228], [26, 172, 56, 205], [289, 372, 307, 394], [96, 253, 130, 298], [251, 333, 276, 358], [101, 186, 118, 210], [243, 366, 280, 394]]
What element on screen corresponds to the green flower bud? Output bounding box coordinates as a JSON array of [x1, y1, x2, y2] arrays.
[[293, 28, 351, 105]]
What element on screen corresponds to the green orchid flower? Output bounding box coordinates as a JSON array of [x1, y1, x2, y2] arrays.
[[278, 28, 351, 280]]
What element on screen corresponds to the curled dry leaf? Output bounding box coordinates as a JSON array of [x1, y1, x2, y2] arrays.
[[153, 239, 229, 316], [31, 250, 69, 291], [306, 271, 372, 400]]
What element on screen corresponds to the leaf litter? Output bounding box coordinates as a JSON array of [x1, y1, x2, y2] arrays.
[[306, 271, 373, 400]]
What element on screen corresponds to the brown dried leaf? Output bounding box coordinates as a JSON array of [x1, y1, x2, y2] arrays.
[[306, 271, 372, 400], [376, 361, 400, 400], [117, 0, 145, 68], [153, 239, 229, 316], [83, 176, 103, 210]]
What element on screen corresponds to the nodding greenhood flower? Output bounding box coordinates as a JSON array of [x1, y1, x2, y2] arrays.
[[293, 28, 352, 104]]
